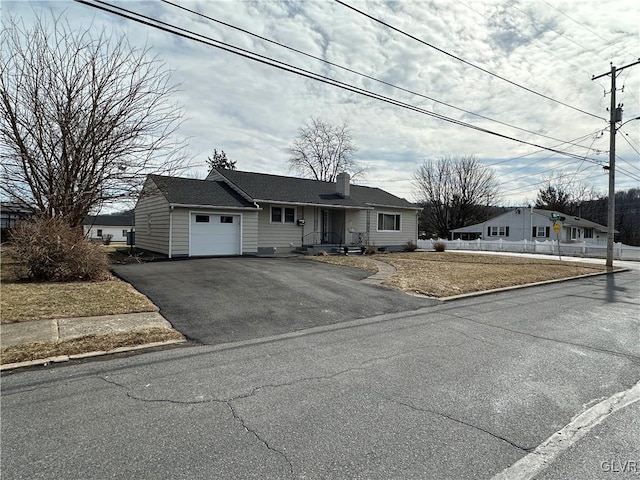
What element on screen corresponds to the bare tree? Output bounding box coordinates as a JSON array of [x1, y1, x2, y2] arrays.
[[287, 117, 362, 182], [535, 173, 601, 214], [207, 149, 236, 171], [413, 155, 499, 238], [0, 13, 187, 228]]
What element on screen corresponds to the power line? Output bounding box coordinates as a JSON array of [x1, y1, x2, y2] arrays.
[[483, 129, 606, 169], [455, 0, 609, 91], [618, 137, 640, 161], [334, 0, 605, 121], [509, 2, 618, 63], [160, 0, 596, 151], [541, 0, 638, 60], [74, 0, 603, 163]]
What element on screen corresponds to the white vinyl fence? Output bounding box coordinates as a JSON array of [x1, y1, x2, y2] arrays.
[[417, 238, 640, 261]]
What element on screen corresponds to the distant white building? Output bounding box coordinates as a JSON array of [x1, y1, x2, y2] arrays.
[[450, 208, 611, 244], [83, 214, 134, 242]]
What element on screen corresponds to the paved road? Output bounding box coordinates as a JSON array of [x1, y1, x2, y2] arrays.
[[2, 269, 638, 479], [112, 257, 437, 344]]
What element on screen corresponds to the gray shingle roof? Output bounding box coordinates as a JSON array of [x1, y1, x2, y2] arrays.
[[532, 209, 608, 230], [148, 175, 256, 208], [83, 214, 133, 226], [215, 170, 417, 209]]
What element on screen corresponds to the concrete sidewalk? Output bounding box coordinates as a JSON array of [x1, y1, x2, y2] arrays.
[[1, 311, 173, 347], [1, 312, 183, 370]]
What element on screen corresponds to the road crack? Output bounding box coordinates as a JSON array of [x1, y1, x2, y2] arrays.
[[384, 395, 534, 452]]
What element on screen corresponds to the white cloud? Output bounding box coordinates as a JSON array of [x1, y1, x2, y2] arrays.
[[4, 0, 639, 208]]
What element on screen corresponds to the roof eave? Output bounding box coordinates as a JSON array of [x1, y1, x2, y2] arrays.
[[168, 203, 261, 211], [253, 199, 373, 209]]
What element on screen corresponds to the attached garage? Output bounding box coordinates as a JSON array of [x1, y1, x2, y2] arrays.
[[190, 212, 241, 256]]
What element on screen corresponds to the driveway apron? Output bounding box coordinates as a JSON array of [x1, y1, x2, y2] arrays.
[[112, 257, 437, 344]]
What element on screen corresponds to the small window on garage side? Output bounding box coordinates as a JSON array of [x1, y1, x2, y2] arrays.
[[195, 215, 210, 223], [271, 206, 282, 223], [220, 216, 233, 224], [97, 229, 103, 237], [284, 207, 295, 224]]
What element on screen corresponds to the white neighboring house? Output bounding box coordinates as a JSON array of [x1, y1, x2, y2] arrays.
[[83, 214, 134, 243], [450, 208, 611, 244]]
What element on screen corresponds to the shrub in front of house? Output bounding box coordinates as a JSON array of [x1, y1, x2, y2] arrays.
[[433, 241, 447, 252], [10, 216, 111, 281], [403, 240, 418, 252]]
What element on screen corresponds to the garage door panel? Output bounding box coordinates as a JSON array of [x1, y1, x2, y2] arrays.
[[190, 214, 240, 256]]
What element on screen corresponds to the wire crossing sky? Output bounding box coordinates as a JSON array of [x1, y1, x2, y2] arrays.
[[4, 0, 640, 205]]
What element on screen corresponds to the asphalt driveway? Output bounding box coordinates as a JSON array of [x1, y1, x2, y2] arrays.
[[113, 257, 437, 344]]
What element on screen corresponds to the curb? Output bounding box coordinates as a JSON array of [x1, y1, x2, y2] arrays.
[[0, 338, 187, 371]]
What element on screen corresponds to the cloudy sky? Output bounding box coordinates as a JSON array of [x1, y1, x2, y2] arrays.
[[5, 0, 640, 207]]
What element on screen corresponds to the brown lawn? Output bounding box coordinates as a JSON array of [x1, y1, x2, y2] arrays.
[[1, 245, 157, 323], [309, 251, 611, 298]]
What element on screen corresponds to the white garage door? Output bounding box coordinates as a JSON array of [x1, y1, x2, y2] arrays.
[[190, 213, 240, 256]]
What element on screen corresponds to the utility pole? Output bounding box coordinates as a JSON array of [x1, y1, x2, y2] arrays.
[[592, 59, 640, 269]]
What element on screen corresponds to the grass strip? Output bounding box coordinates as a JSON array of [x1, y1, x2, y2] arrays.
[[1, 327, 183, 364]]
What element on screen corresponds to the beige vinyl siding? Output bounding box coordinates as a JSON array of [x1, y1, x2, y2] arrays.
[[169, 208, 190, 256], [134, 189, 170, 255], [344, 209, 368, 245], [241, 211, 259, 253], [257, 203, 305, 250], [369, 208, 418, 247]]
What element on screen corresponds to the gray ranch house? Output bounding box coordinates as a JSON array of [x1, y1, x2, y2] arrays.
[[450, 207, 610, 244], [134, 169, 420, 257]]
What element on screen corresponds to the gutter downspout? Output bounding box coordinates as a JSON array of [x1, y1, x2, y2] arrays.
[[169, 205, 173, 259]]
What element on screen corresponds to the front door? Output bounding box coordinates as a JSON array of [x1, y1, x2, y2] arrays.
[[321, 209, 330, 243]]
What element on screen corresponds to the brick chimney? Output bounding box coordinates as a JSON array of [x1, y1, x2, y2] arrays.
[[336, 172, 350, 198]]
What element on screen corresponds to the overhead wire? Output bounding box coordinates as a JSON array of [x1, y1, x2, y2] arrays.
[[333, 0, 605, 121], [161, 0, 596, 151], [541, 0, 638, 60], [74, 0, 603, 162], [455, 0, 609, 91]]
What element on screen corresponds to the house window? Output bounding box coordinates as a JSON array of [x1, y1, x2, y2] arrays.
[[195, 215, 210, 223], [271, 207, 282, 223], [584, 228, 593, 239], [96, 229, 102, 237], [220, 216, 233, 224], [122, 229, 128, 237], [571, 227, 579, 240], [534, 226, 547, 237], [488, 226, 509, 237], [377, 213, 401, 231], [271, 206, 295, 224], [284, 208, 295, 224]]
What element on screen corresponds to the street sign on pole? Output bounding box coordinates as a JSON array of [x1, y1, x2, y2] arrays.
[[553, 222, 560, 235]]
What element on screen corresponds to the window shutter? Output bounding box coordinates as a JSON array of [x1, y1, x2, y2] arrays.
[[487, 226, 491, 236], [532, 226, 536, 237], [506, 226, 509, 237], [546, 226, 550, 237]]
